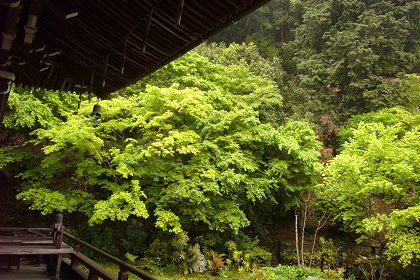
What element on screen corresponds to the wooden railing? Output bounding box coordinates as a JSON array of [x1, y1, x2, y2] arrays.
[[0, 210, 154, 280], [63, 232, 156, 280], [0, 226, 73, 280]]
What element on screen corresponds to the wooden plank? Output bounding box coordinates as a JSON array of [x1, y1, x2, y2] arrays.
[[0, 236, 52, 241], [26, 229, 47, 237], [0, 264, 51, 280], [0, 227, 51, 232], [0, 241, 22, 245], [0, 245, 73, 255], [21, 240, 54, 245]]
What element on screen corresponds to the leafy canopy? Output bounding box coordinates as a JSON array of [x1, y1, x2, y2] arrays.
[[4, 52, 321, 236], [319, 108, 420, 266], [289, 0, 419, 117]]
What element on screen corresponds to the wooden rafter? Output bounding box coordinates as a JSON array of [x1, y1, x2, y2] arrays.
[[0, 0, 272, 100]]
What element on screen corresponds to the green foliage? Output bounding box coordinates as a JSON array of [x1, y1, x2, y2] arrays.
[[140, 51, 283, 125], [118, 220, 149, 258], [289, 0, 419, 117], [0, 146, 30, 169], [338, 107, 420, 144], [69, 219, 149, 262], [16, 187, 94, 215], [405, 74, 420, 112], [155, 209, 183, 234], [195, 42, 288, 124], [3, 86, 78, 130], [195, 42, 286, 86], [115, 81, 319, 233], [124, 252, 138, 265], [72, 224, 120, 258], [386, 205, 420, 267], [144, 231, 193, 273], [34, 117, 104, 159], [210, 0, 304, 53], [3, 52, 320, 239], [263, 264, 344, 280], [319, 108, 420, 266], [316, 237, 346, 270], [89, 180, 149, 224], [2, 2, 418, 275], [224, 238, 272, 271]]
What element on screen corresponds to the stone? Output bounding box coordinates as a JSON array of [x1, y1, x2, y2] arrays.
[[192, 243, 207, 272]]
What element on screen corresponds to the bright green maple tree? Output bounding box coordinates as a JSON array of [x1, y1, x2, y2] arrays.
[[2, 52, 321, 235], [319, 108, 420, 266]]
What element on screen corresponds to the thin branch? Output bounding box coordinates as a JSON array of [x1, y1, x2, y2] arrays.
[[309, 211, 330, 267]]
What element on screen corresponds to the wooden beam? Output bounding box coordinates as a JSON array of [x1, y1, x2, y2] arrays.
[[45, 0, 78, 20], [0, 245, 73, 255]]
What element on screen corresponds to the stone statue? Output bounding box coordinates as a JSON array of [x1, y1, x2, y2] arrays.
[[192, 243, 207, 272]]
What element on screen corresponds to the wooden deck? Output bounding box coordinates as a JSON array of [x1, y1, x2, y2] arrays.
[[0, 224, 156, 280], [0, 226, 72, 280], [0, 263, 51, 280]]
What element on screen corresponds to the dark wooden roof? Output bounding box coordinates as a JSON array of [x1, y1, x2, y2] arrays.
[[0, 0, 270, 99]]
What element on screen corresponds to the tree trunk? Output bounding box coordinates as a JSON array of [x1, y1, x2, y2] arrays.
[[295, 213, 301, 266], [301, 204, 307, 267]]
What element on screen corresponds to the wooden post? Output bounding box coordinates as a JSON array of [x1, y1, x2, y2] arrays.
[[71, 244, 80, 268], [88, 270, 99, 280], [52, 209, 64, 279], [54, 254, 63, 280], [47, 210, 62, 275], [118, 267, 129, 280]]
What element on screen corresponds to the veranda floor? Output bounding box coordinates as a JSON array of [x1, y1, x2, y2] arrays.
[[0, 264, 51, 280]]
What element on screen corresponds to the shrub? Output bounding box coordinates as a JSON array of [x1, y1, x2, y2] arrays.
[[263, 264, 344, 280]]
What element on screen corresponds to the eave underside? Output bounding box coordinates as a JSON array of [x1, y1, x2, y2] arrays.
[[0, 0, 270, 102]]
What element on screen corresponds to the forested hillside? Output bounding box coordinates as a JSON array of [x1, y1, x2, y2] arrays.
[[0, 0, 419, 279]]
